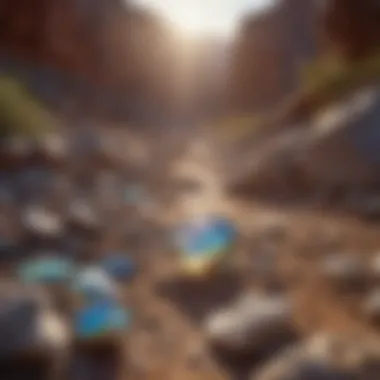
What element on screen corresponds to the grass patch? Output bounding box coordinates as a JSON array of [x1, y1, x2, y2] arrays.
[[302, 54, 380, 109], [0, 76, 54, 140]]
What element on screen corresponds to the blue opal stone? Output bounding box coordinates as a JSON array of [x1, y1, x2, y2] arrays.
[[101, 254, 137, 282], [175, 215, 236, 259], [18, 257, 75, 284], [73, 267, 117, 301], [74, 300, 131, 338]]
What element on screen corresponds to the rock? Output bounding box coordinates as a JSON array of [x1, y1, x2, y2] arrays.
[[67, 200, 101, 232], [227, 0, 317, 113], [324, 0, 380, 61], [362, 289, 380, 324], [73, 267, 118, 302], [74, 300, 131, 344], [17, 256, 75, 285], [36, 132, 68, 163], [174, 215, 237, 276], [253, 332, 380, 380], [319, 253, 368, 292], [0, 283, 70, 359], [101, 255, 137, 283], [204, 292, 298, 360], [22, 206, 65, 239]]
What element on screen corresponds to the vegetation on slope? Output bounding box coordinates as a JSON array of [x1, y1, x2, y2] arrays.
[[0, 76, 53, 140]]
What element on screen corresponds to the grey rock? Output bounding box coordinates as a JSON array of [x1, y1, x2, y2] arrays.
[[254, 333, 380, 380], [67, 200, 101, 231], [204, 293, 297, 356], [37, 133, 68, 162], [22, 206, 65, 239], [0, 284, 70, 358], [319, 254, 368, 291]]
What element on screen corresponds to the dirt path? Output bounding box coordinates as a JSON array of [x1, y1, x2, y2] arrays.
[[125, 136, 380, 380]]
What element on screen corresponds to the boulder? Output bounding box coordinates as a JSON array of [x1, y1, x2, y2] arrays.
[[226, 86, 380, 207], [204, 292, 298, 361]]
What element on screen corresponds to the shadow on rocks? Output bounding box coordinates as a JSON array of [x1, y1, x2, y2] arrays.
[[155, 271, 244, 323], [68, 342, 123, 380]]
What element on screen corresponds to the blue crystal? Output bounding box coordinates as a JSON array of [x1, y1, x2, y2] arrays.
[[73, 267, 117, 301], [74, 300, 131, 338], [101, 254, 137, 282], [175, 216, 236, 258], [18, 257, 75, 284]]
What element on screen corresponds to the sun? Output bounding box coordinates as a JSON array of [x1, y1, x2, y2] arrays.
[[167, 7, 212, 36]]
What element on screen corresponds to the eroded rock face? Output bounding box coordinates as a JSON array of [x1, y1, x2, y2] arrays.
[[227, 0, 318, 113], [226, 86, 380, 207], [0, 0, 181, 118], [323, 0, 380, 60]]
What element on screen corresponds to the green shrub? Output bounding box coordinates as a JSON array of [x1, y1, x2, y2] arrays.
[[0, 76, 53, 140], [302, 53, 380, 107]]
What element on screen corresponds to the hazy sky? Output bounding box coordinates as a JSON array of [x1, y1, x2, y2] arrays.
[[133, 0, 273, 37]]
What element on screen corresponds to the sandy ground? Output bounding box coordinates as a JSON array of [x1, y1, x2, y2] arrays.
[[119, 136, 380, 380], [4, 131, 380, 380]]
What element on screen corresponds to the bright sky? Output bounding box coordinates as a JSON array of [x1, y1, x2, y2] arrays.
[[133, 0, 273, 37]]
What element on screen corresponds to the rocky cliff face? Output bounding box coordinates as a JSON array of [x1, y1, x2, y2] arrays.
[[323, 0, 380, 61], [227, 0, 319, 113], [0, 0, 180, 121]]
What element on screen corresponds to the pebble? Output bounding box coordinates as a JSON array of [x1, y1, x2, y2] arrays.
[[37, 132, 68, 161], [22, 206, 65, 238], [204, 292, 297, 357], [101, 254, 137, 282], [68, 200, 100, 231], [175, 215, 236, 276], [18, 256, 75, 285], [319, 254, 368, 291], [74, 300, 131, 341], [73, 266, 118, 301]]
